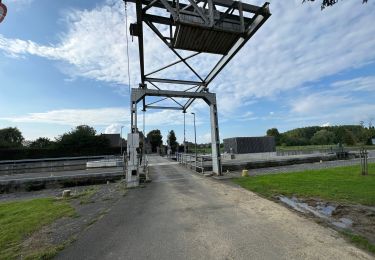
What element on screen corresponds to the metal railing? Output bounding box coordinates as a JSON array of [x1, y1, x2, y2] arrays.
[[175, 152, 208, 174]]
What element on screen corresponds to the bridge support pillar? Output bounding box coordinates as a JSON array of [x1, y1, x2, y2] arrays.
[[210, 101, 222, 176]]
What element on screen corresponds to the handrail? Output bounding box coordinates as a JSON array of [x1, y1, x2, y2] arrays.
[[175, 152, 207, 174]]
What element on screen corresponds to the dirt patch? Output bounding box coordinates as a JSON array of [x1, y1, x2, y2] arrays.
[[1, 181, 127, 259], [332, 204, 375, 244], [276, 196, 375, 253]]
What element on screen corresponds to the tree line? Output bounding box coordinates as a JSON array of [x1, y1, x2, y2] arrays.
[[0, 125, 117, 160], [146, 129, 179, 153], [267, 124, 375, 146], [0, 126, 181, 160]]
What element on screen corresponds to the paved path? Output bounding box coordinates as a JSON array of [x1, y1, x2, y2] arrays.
[[56, 155, 372, 260]]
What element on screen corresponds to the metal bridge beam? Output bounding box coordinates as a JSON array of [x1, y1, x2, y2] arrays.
[[130, 88, 222, 175], [131, 88, 216, 106]]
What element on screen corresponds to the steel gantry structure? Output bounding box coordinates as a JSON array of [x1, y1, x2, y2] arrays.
[[124, 0, 271, 187]]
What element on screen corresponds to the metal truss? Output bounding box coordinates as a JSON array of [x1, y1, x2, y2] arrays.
[[124, 0, 271, 176], [124, 0, 271, 112]]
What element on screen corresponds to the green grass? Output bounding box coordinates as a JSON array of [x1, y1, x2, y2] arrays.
[[276, 145, 375, 151], [68, 186, 98, 204], [233, 164, 375, 205], [0, 198, 75, 260], [341, 231, 375, 255]]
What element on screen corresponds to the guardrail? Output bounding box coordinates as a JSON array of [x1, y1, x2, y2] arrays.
[[175, 153, 209, 174]]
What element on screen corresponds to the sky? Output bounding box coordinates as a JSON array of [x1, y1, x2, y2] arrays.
[[0, 0, 374, 144]]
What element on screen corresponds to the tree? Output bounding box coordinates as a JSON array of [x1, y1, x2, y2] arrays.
[[0, 127, 24, 148], [342, 129, 356, 146], [30, 137, 54, 149], [55, 125, 109, 151], [266, 128, 281, 145], [311, 129, 335, 145], [167, 130, 178, 153], [303, 0, 368, 10], [146, 129, 163, 152]]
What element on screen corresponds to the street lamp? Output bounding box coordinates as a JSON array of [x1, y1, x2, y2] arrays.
[[120, 126, 124, 156], [191, 112, 197, 170], [183, 111, 186, 153]]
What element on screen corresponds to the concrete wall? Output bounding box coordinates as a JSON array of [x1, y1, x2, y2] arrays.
[[0, 156, 112, 175]]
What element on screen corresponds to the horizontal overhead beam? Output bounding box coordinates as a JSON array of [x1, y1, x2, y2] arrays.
[[145, 105, 184, 110], [145, 77, 205, 86], [131, 88, 216, 106], [125, 0, 265, 14]]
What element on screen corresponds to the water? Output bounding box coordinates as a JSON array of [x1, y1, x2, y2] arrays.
[[278, 196, 353, 229]]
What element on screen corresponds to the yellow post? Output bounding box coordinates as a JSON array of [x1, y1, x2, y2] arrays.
[[242, 169, 249, 177]]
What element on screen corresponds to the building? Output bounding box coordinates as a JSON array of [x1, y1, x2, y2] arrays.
[[223, 136, 275, 154], [372, 138, 375, 145], [103, 134, 126, 148]]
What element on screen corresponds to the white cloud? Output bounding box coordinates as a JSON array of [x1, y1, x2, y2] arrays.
[[104, 123, 127, 134], [321, 122, 330, 127], [286, 103, 375, 125], [199, 132, 212, 144], [213, 0, 375, 111], [0, 0, 134, 90], [0, 0, 375, 134], [1, 108, 129, 126], [290, 92, 354, 114], [331, 76, 375, 92], [0, 0, 373, 107], [0, 106, 199, 130]]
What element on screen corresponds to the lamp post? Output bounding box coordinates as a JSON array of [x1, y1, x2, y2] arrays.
[[183, 111, 186, 153], [191, 112, 197, 170], [120, 126, 124, 156]]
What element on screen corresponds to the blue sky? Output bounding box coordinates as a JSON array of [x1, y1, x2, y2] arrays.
[[0, 0, 374, 144]]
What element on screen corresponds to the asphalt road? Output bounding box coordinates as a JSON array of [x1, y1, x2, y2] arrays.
[[56, 155, 372, 260]]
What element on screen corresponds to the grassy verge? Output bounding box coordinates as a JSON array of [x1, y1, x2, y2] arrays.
[[276, 145, 375, 151], [341, 231, 375, 255], [0, 198, 75, 260], [233, 164, 375, 206], [73, 186, 98, 204]]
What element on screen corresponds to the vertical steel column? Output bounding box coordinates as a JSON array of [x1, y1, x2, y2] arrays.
[[136, 0, 145, 85], [210, 100, 222, 176], [131, 101, 137, 133]]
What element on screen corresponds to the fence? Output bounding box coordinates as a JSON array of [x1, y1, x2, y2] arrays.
[[175, 153, 208, 174]]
